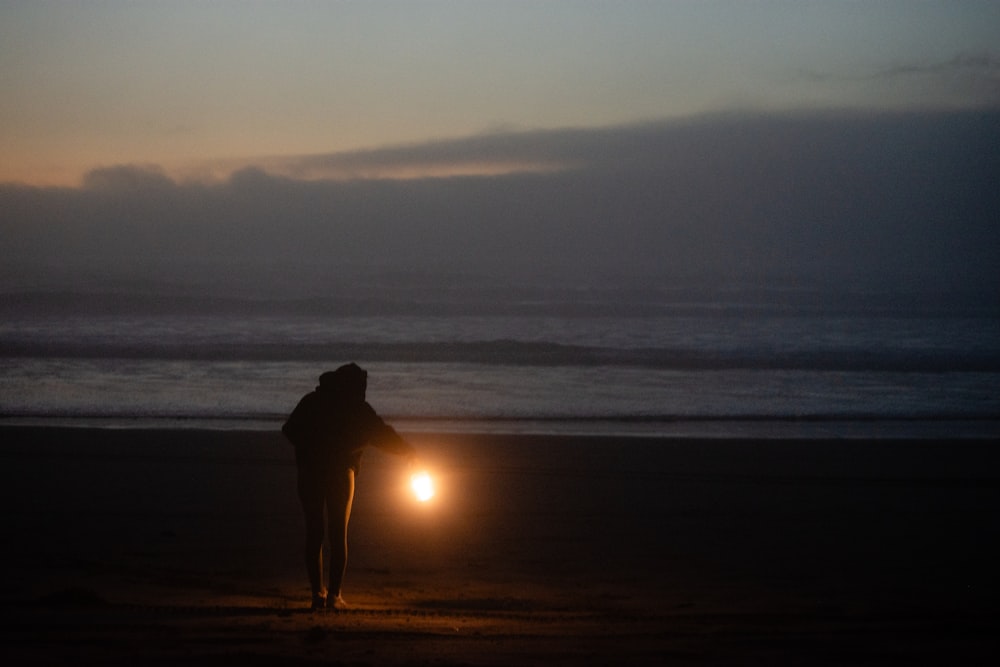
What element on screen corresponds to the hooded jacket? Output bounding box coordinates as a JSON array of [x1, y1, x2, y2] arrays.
[[282, 363, 412, 472]]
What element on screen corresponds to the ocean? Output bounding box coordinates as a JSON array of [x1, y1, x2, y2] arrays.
[[2, 289, 998, 438]]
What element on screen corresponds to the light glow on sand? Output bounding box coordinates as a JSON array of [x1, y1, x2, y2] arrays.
[[410, 471, 435, 502]]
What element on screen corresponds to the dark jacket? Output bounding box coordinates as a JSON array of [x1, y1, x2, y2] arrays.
[[282, 364, 412, 472]]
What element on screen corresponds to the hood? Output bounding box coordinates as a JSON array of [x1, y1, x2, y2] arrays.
[[317, 362, 368, 402]]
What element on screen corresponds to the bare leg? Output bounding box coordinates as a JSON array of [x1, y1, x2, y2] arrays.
[[327, 467, 355, 605]]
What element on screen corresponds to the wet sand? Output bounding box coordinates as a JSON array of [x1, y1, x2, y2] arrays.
[[1, 426, 998, 665]]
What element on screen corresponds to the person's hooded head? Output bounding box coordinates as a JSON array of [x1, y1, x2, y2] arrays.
[[318, 363, 368, 403]]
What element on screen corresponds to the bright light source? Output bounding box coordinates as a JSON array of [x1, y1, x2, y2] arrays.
[[410, 471, 435, 502]]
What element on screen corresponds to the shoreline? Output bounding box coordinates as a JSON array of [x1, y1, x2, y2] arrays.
[[2, 425, 998, 664], [3, 415, 999, 440]]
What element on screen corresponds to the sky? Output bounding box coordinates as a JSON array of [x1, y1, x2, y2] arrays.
[[1, 1, 999, 305], [3, 0, 998, 186]]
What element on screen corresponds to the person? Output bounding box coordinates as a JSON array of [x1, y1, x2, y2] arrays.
[[282, 363, 416, 610]]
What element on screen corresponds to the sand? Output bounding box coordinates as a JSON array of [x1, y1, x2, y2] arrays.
[[1, 425, 997, 665]]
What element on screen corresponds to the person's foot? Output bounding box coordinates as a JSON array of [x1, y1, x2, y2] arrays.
[[330, 595, 348, 611], [310, 592, 327, 611]]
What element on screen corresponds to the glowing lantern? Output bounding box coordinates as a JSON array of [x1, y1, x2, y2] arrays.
[[410, 471, 435, 502]]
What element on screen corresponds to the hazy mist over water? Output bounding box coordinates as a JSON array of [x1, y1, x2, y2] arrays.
[[3, 111, 999, 310]]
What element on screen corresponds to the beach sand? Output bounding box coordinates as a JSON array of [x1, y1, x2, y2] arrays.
[[1, 425, 997, 665]]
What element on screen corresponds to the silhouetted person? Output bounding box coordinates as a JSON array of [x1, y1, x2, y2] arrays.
[[282, 363, 415, 610]]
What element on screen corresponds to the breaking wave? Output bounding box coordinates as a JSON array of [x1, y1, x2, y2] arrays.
[[4, 339, 999, 372]]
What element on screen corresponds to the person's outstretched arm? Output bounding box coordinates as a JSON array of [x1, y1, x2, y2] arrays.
[[364, 403, 416, 459]]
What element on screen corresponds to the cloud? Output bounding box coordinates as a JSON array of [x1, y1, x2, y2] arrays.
[[82, 164, 177, 191], [799, 51, 1000, 82], [2, 109, 998, 304], [192, 124, 639, 181], [274, 132, 587, 180], [871, 52, 1000, 80], [798, 51, 1000, 108]]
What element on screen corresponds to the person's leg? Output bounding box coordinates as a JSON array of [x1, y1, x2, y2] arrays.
[[326, 467, 355, 607], [297, 464, 327, 608]]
